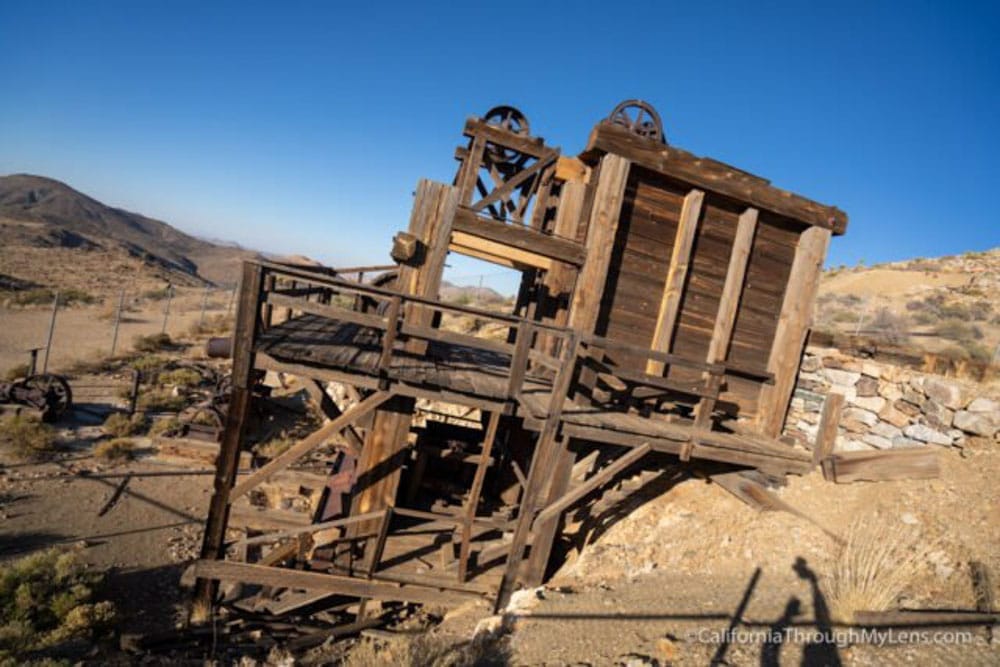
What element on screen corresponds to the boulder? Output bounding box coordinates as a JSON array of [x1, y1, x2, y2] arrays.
[[922, 377, 966, 410], [824, 368, 861, 388], [856, 375, 879, 397], [953, 410, 1000, 438], [903, 423, 953, 447], [967, 397, 999, 413]]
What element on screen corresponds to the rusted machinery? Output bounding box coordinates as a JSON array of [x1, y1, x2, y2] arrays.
[[0, 373, 73, 421]]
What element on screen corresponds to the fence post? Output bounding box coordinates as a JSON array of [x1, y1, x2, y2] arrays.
[[161, 286, 174, 335], [111, 288, 126, 356], [199, 286, 210, 326], [128, 369, 140, 415], [42, 291, 60, 373]]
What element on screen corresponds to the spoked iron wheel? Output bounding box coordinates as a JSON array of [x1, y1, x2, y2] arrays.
[[483, 105, 531, 165], [23, 373, 73, 421], [608, 99, 665, 143]]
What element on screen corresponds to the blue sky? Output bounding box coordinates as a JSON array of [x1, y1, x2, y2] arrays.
[[1, 1, 997, 294]]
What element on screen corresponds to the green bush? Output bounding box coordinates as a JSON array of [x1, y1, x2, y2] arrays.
[[137, 389, 187, 413], [130, 355, 168, 377], [0, 416, 56, 461], [148, 417, 182, 438], [0, 548, 114, 659], [133, 333, 172, 353]]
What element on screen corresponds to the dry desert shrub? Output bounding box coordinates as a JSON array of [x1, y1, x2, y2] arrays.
[[344, 632, 509, 667], [93, 438, 135, 462], [0, 415, 57, 461], [0, 548, 115, 660], [3, 364, 30, 382], [823, 518, 938, 623], [133, 332, 172, 353], [101, 412, 145, 438]]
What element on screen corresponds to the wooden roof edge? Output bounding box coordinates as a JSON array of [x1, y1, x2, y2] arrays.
[[580, 121, 849, 235]]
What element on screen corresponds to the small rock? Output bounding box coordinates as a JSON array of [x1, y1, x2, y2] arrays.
[[894, 399, 922, 417], [967, 397, 999, 413], [855, 375, 879, 397], [824, 368, 861, 388], [851, 395, 886, 413], [880, 403, 913, 428], [953, 410, 1000, 438], [901, 388, 925, 407], [800, 356, 822, 373], [842, 407, 879, 427], [903, 423, 953, 446], [921, 400, 955, 429], [879, 381, 903, 402], [923, 377, 966, 410], [871, 421, 903, 440], [900, 512, 919, 525], [891, 436, 924, 449], [862, 434, 893, 449], [861, 361, 882, 378]]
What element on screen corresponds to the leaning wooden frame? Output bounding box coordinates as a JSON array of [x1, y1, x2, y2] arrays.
[[190, 100, 848, 622]]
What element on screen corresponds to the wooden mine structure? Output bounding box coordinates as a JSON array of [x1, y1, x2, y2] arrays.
[[190, 101, 848, 619]]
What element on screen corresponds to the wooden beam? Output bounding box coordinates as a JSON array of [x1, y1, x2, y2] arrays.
[[584, 122, 848, 234], [458, 412, 501, 582], [555, 156, 589, 183], [453, 208, 585, 266], [229, 391, 393, 500], [192, 261, 263, 622], [190, 560, 478, 607], [533, 443, 650, 531], [567, 154, 631, 334], [304, 379, 364, 455], [821, 448, 940, 484], [813, 392, 845, 467], [646, 189, 704, 376], [450, 230, 553, 271], [693, 207, 758, 424], [756, 225, 832, 436]]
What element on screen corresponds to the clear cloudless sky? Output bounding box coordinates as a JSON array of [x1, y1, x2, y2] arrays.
[[1, 1, 998, 293]]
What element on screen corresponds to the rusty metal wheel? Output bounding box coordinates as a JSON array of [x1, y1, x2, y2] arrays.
[[608, 99, 665, 143], [23, 373, 73, 421], [483, 105, 531, 165]]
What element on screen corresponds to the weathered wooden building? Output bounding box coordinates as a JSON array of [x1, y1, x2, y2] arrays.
[[190, 101, 847, 619]]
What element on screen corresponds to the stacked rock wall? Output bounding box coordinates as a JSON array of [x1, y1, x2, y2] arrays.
[[785, 347, 1000, 452]]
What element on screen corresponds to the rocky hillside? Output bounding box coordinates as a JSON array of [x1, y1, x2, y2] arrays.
[[0, 174, 260, 292], [815, 248, 1000, 364]]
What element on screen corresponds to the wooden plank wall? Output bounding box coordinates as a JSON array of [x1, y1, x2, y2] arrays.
[[594, 166, 806, 417]]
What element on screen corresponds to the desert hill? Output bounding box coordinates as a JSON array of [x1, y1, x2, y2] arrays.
[[815, 248, 999, 363], [0, 174, 261, 292]]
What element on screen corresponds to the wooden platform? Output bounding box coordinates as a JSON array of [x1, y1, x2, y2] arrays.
[[256, 314, 547, 407], [518, 388, 812, 474]]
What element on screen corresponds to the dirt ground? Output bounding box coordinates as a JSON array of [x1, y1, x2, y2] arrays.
[[0, 288, 232, 374], [505, 438, 1000, 665]]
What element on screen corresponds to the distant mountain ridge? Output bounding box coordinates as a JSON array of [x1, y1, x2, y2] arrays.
[[0, 174, 262, 288]]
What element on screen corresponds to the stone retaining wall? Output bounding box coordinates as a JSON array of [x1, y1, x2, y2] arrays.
[[785, 347, 1000, 452]]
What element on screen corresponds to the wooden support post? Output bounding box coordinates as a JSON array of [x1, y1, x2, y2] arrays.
[[566, 155, 631, 335], [379, 296, 401, 378], [192, 261, 263, 622], [458, 411, 501, 582], [813, 392, 845, 467], [230, 391, 392, 500], [522, 443, 575, 586], [506, 322, 533, 402], [539, 180, 587, 355], [262, 273, 275, 329], [349, 181, 459, 540], [693, 207, 758, 425], [757, 226, 832, 436], [496, 334, 578, 610], [647, 189, 705, 376]]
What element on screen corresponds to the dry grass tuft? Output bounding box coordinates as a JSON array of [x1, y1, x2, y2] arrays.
[[93, 438, 135, 462], [344, 631, 509, 667], [3, 363, 30, 382], [102, 412, 146, 438], [0, 415, 57, 461], [148, 417, 182, 438], [824, 518, 939, 623], [133, 332, 172, 353]]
